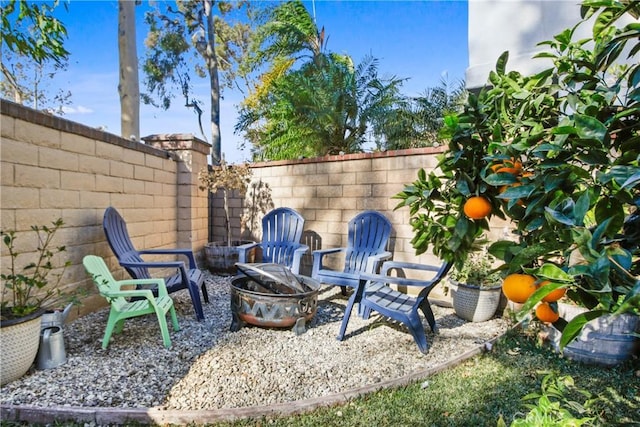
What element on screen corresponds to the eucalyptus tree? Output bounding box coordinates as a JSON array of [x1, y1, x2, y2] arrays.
[[118, 0, 140, 140], [142, 0, 257, 163], [1, 0, 70, 109]]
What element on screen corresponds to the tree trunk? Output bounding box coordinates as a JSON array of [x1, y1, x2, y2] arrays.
[[203, 0, 221, 164], [118, 0, 140, 141]]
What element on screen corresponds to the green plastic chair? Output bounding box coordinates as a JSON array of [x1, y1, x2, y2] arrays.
[[83, 255, 180, 349]]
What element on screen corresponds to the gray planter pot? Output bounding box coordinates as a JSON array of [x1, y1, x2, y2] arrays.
[[450, 280, 502, 322], [204, 240, 255, 276], [545, 303, 640, 367]]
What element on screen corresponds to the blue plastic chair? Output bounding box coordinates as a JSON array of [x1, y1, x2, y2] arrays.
[[337, 260, 452, 353], [238, 207, 309, 274], [312, 210, 392, 295], [102, 207, 208, 321], [83, 255, 180, 349]]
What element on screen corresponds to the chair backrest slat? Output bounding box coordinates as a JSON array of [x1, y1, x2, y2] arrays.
[[344, 211, 391, 273], [260, 207, 305, 267], [83, 255, 127, 308], [103, 207, 151, 279]]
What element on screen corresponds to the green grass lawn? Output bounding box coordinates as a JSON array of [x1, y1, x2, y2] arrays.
[[220, 328, 639, 427]]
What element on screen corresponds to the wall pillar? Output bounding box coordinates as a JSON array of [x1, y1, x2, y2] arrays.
[[142, 133, 211, 262]]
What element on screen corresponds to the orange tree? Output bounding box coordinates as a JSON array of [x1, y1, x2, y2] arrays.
[[395, 0, 639, 348]]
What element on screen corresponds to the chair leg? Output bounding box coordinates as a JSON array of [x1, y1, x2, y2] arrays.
[[337, 286, 364, 341], [186, 282, 205, 321], [113, 319, 125, 334], [420, 302, 438, 332], [155, 310, 172, 348], [201, 281, 209, 304], [407, 314, 429, 354], [102, 311, 120, 349], [169, 305, 180, 332], [337, 297, 356, 341]]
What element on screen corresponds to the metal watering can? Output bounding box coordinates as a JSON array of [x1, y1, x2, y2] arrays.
[[36, 303, 72, 370], [37, 326, 67, 370], [41, 303, 73, 329]]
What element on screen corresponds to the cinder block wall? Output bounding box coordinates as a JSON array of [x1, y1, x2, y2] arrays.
[[0, 101, 210, 319], [210, 150, 512, 297]]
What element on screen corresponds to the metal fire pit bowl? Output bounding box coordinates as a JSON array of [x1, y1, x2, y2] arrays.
[[230, 263, 320, 335]]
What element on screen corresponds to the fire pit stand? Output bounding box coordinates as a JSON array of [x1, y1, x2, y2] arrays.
[[230, 263, 320, 335]]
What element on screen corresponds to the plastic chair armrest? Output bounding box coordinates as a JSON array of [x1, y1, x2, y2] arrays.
[[137, 248, 197, 269], [293, 244, 309, 255], [119, 260, 185, 270], [381, 261, 443, 276], [105, 289, 155, 300], [238, 242, 260, 263], [313, 247, 345, 256], [117, 278, 170, 296], [358, 271, 437, 290], [365, 251, 393, 273]]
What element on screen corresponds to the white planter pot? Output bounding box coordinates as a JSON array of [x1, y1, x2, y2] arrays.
[[0, 310, 43, 385]]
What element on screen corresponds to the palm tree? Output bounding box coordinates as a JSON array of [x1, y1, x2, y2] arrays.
[[237, 0, 406, 160], [373, 77, 467, 150], [237, 53, 405, 160]]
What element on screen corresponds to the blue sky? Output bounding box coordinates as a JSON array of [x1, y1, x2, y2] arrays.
[[47, 0, 468, 163]]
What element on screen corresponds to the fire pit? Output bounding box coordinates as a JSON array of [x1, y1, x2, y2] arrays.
[[230, 263, 320, 335]]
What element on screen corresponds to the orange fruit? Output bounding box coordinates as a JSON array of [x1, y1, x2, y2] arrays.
[[502, 273, 538, 303], [496, 166, 520, 175], [491, 159, 523, 175], [535, 302, 560, 323], [499, 182, 524, 206], [539, 281, 567, 302], [463, 196, 492, 220]]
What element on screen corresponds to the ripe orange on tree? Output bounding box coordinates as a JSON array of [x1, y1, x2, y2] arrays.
[[490, 159, 523, 175], [535, 302, 560, 323], [539, 281, 567, 302], [463, 196, 492, 220], [499, 182, 525, 206], [502, 273, 538, 303]]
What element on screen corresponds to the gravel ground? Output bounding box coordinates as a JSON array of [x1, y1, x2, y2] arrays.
[[0, 272, 509, 411]]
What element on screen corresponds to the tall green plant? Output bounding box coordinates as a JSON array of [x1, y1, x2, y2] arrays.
[[1, 219, 71, 320], [395, 0, 639, 347]]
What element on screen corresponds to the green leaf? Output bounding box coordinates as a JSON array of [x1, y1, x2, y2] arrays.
[[574, 114, 607, 141], [536, 264, 574, 283], [622, 171, 640, 189], [488, 240, 517, 261], [484, 173, 519, 186], [559, 310, 607, 349], [545, 207, 575, 226], [495, 51, 509, 75], [573, 192, 591, 227]]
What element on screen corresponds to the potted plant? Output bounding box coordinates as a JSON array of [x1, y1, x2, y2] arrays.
[[447, 250, 504, 322], [1, 218, 72, 384], [395, 1, 639, 365], [198, 157, 255, 275]]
